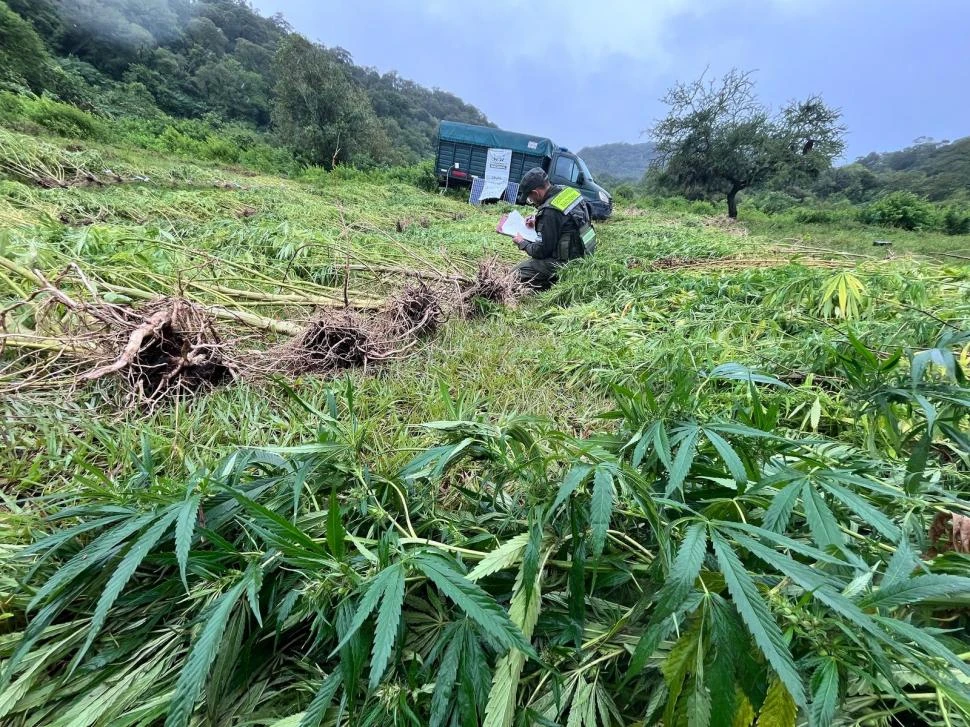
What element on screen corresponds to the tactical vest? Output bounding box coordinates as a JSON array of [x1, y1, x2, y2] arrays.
[[539, 186, 597, 262]]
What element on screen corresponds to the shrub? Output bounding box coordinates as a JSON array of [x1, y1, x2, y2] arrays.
[[751, 190, 799, 215], [860, 191, 938, 230], [792, 206, 843, 224], [942, 206, 970, 236], [0, 92, 105, 140], [384, 159, 437, 192], [24, 95, 105, 139]]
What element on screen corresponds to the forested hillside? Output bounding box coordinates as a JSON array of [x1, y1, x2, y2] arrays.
[[576, 141, 656, 181], [0, 0, 490, 166], [815, 136, 970, 203]]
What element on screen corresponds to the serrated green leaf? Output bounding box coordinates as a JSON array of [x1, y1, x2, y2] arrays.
[[800, 483, 843, 549], [883, 538, 919, 588], [711, 531, 805, 707], [327, 490, 346, 559], [663, 623, 701, 723], [551, 464, 593, 515], [688, 678, 712, 727], [298, 671, 341, 727], [369, 563, 404, 689], [75, 508, 179, 666], [482, 549, 545, 727], [758, 676, 796, 727], [809, 659, 839, 727], [522, 514, 543, 608], [629, 522, 707, 678], [761, 480, 802, 534], [873, 615, 970, 679], [861, 574, 970, 609], [730, 532, 970, 683], [415, 554, 534, 657], [227, 487, 326, 557], [841, 567, 875, 599], [165, 576, 248, 727], [703, 428, 747, 484], [331, 564, 400, 656], [246, 560, 263, 627], [667, 426, 700, 496], [429, 623, 465, 727], [631, 424, 652, 468], [590, 467, 615, 557], [708, 597, 741, 727], [724, 522, 849, 569], [809, 397, 822, 431], [28, 512, 156, 612], [654, 421, 673, 470], [21, 513, 128, 559], [707, 363, 790, 388], [468, 533, 530, 582], [818, 479, 900, 542], [658, 522, 709, 617], [175, 495, 201, 592], [731, 690, 756, 727], [566, 676, 593, 727]]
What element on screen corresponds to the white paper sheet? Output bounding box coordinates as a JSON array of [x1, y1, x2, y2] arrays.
[[496, 210, 538, 243]]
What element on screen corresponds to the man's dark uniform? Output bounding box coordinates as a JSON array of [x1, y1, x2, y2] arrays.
[[514, 171, 596, 289]]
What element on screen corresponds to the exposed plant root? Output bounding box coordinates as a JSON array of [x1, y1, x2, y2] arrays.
[[458, 258, 527, 312], [82, 310, 172, 381], [383, 283, 445, 338], [270, 309, 377, 375], [82, 298, 236, 403], [0, 256, 524, 399]]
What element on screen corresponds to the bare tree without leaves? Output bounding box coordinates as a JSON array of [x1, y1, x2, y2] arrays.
[[649, 69, 846, 218]]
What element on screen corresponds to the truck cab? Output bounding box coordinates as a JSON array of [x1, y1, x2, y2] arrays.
[[436, 121, 613, 219], [546, 150, 612, 219]]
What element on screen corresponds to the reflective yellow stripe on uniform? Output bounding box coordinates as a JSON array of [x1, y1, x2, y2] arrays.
[[548, 187, 582, 215]]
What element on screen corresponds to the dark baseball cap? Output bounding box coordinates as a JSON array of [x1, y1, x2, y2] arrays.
[[516, 167, 548, 205]]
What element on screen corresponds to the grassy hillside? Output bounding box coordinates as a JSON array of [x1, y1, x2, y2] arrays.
[[2, 123, 970, 726]]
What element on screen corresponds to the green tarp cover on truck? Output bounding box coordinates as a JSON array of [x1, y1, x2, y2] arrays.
[[438, 121, 556, 159]]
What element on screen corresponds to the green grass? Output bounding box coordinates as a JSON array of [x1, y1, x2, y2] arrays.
[[742, 210, 970, 260], [2, 125, 970, 727]]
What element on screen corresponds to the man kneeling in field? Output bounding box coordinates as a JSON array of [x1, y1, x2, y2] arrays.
[[512, 167, 597, 290]]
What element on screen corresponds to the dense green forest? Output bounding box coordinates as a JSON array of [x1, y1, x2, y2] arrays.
[[0, 0, 490, 166], [821, 136, 970, 203]]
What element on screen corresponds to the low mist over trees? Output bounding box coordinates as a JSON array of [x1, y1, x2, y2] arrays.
[[0, 0, 490, 167]]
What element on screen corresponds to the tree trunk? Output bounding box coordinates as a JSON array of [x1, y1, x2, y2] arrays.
[[726, 184, 743, 219]]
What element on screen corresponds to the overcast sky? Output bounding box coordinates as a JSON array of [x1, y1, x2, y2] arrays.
[[252, 0, 970, 161]]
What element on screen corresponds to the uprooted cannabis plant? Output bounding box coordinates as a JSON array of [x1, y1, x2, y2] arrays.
[[4, 330, 969, 727]]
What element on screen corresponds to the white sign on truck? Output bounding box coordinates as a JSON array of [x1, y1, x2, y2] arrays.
[[480, 147, 512, 201]]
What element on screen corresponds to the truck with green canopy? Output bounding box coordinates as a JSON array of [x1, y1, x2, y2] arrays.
[[435, 120, 613, 219]]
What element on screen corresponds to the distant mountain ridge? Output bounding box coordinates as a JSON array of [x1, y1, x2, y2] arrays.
[[577, 141, 657, 181]]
